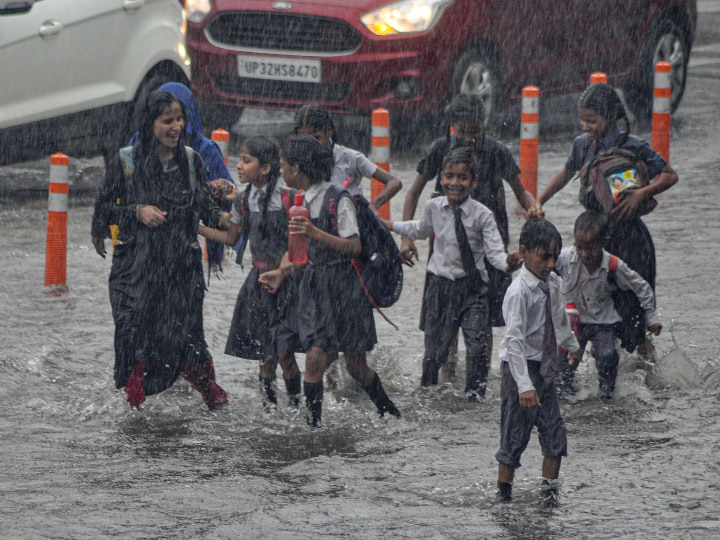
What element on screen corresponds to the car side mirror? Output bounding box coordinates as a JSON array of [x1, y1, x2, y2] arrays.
[[0, 0, 34, 15]]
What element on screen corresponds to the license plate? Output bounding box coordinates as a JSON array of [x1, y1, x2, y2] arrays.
[[237, 55, 321, 83]]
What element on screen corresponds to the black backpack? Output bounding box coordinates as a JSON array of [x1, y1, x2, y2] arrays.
[[322, 185, 403, 309]]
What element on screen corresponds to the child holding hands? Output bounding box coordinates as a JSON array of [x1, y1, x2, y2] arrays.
[[383, 147, 519, 399]]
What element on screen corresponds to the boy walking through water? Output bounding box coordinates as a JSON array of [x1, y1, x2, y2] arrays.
[[495, 219, 582, 503]]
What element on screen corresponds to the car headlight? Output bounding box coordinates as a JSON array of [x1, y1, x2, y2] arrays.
[[185, 0, 212, 24], [360, 0, 453, 36]]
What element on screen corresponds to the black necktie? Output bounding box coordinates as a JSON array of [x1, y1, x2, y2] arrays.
[[539, 284, 559, 382], [454, 206, 476, 277]]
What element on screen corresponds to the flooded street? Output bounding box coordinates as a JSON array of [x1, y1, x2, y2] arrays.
[[2, 8, 720, 539]]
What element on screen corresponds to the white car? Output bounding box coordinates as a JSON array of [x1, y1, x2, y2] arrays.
[[0, 0, 191, 165]]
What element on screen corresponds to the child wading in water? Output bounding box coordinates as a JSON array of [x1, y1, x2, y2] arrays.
[[400, 95, 539, 378], [200, 136, 302, 408], [384, 147, 519, 399], [495, 219, 581, 503], [530, 83, 677, 359], [555, 210, 662, 399], [260, 135, 400, 428]]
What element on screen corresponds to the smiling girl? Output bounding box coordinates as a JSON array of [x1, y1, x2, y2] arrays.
[[531, 83, 678, 358]]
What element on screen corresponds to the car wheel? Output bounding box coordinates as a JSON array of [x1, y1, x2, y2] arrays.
[[626, 20, 689, 120], [449, 46, 501, 129]]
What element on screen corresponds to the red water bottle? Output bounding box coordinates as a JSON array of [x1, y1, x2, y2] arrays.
[[288, 193, 308, 264], [566, 302, 580, 340]]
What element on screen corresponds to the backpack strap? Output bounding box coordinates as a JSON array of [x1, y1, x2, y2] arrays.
[[184, 146, 197, 188], [281, 186, 301, 214], [607, 253, 619, 286]]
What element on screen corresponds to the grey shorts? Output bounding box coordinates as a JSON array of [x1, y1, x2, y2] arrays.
[[495, 361, 567, 469]]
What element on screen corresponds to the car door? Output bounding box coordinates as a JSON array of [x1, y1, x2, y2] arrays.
[[0, 0, 74, 129], [569, 0, 649, 79], [488, 0, 588, 95]]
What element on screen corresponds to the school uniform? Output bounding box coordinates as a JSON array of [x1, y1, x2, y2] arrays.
[[566, 126, 666, 352], [296, 181, 377, 354], [555, 248, 660, 396], [417, 134, 521, 326], [330, 143, 378, 199], [495, 266, 580, 469], [392, 196, 509, 395], [225, 181, 295, 361]]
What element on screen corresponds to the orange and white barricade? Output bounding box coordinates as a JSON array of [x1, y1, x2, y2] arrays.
[[212, 128, 230, 165], [590, 71, 608, 84], [369, 108, 391, 220], [519, 86, 540, 198], [651, 61, 672, 163], [45, 153, 69, 291]]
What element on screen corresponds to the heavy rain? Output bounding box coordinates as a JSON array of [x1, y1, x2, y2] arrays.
[[1, 0, 720, 538]]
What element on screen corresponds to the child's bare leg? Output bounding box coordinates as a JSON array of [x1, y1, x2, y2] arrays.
[[542, 456, 562, 479]]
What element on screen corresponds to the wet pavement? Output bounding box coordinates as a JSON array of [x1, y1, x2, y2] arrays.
[[1, 4, 720, 539]]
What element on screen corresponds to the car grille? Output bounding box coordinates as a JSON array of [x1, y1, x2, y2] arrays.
[[206, 12, 362, 53], [212, 76, 350, 103]]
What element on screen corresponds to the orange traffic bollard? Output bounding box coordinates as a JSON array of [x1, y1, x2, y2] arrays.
[[45, 152, 69, 291], [370, 108, 391, 220], [590, 71, 608, 84], [212, 128, 230, 165], [519, 86, 540, 198], [651, 61, 672, 163]]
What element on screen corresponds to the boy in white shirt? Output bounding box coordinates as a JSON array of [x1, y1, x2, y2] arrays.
[[556, 211, 662, 398], [384, 147, 519, 399], [495, 219, 582, 503]]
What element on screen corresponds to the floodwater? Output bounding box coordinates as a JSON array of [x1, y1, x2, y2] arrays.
[[3, 23, 720, 540]]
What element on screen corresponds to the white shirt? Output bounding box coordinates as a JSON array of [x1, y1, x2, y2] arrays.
[[392, 196, 508, 281], [302, 181, 359, 238], [499, 266, 580, 394], [556, 248, 660, 327], [331, 144, 378, 198], [229, 180, 286, 225]]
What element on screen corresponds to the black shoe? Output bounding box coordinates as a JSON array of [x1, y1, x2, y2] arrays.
[[260, 377, 278, 410], [496, 481, 512, 502], [541, 479, 559, 507], [363, 373, 401, 419]]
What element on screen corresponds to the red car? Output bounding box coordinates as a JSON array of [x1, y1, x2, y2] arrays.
[[185, 0, 696, 133]]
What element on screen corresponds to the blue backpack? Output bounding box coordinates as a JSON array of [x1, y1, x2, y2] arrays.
[[322, 185, 403, 310]]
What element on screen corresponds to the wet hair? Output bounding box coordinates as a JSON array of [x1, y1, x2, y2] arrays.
[[281, 134, 333, 185], [294, 104, 335, 138], [444, 94, 486, 126], [441, 146, 480, 179], [578, 83, 631, 141], [574, 210, 610, 242], [134, 90, 189, 187], [242, 135, 281, 234], [519, 218, 562, 256]]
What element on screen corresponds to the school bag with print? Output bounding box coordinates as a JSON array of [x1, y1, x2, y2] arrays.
[[322, 185, 403, 310], [579, 146, 657, 216]]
